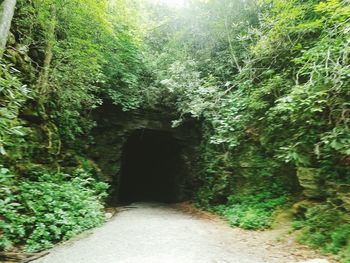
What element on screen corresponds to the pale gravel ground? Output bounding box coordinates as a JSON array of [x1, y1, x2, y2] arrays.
[[33, 203, 331, 263]]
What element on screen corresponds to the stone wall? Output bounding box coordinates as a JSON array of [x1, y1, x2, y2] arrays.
[[89, 103, 200, 204]]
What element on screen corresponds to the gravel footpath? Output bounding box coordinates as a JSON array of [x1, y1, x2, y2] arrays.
[[33, 203, 330, 263]]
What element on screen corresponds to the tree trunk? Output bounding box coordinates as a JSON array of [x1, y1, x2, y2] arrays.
[[0, 0, 16, 56], [37, 6, 56, 99]]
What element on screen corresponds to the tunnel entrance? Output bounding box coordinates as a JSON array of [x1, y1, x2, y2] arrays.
[[119, 129, 184, 203]]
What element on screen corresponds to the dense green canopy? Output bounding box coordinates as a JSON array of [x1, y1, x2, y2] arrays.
[[0, 0, 349, 261]]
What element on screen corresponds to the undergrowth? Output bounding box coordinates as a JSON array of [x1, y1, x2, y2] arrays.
[[293, 203, 350, 262], [214, 190, 288, 230], [0, 166, 109, 252]]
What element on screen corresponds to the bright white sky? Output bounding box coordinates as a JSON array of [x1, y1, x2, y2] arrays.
[[152, 0, 186, 7]]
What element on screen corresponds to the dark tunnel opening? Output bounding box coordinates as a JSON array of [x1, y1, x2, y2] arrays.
[[119, 129, 184, 203]]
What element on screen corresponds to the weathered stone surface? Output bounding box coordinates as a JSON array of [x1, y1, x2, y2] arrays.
[[88, 104, 200, 204], [292, 200, 317, 217], [327, 182, 350, 212], [297, 167, 324, 198], [104, 212, 113, 220]]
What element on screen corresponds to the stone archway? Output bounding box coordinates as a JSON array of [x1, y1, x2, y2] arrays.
[[89, 103, 200, 204]]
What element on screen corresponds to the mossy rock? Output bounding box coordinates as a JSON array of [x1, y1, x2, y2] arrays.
[[297, 167, 325, 198]]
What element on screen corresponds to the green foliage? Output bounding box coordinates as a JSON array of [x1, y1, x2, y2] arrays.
[[142, 0, 350, 257], [0, 166, 108, 252], [193, 130, 290, 230], [294, 204, 350, 262], [145, 0, 350, 177], [0, 61, 30, 155], [0, 0, 145, 254], [214, 190, 288, 230], [11, 0, 148, 142], [1, 0, 349, 258]]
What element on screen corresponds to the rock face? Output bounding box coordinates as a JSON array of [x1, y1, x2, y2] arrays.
[[327, 182, 350, 212], [89, 103, 200, 204], [296, 167, 324, 198], [297, 167, 350, 213]]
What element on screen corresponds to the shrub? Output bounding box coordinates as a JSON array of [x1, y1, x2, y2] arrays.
[[295, 204, 350, 262], [214, 190, 288, 230], [0, 166, 109, 252]]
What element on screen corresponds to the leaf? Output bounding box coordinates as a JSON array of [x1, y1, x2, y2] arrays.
[[0, 145, 7, 155], [10, 126, 26, 136]]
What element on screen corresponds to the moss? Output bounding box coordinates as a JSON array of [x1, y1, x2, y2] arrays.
[[294, 203, 350, 262]]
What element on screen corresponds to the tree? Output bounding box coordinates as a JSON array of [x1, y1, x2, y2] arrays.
[[0, 0, 16, 56]]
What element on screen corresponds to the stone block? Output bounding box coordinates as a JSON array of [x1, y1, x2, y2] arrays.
[[297, 167, 324, 198]]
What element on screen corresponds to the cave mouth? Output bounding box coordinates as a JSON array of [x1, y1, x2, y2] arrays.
[[119, 129, 184, 203]]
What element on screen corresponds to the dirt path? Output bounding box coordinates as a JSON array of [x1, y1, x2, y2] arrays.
[[33, 203, 331, 263]]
